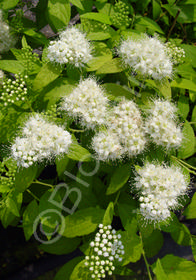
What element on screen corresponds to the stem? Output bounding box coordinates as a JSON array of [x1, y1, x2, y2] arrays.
[[114, 190, 121, 206], [171, 156, 196, 175], [112, 275, 117, 280], [34, 180, 54, 188], [139, 232, 153, 280], [166, 9, 181, 42], [69, 128, 85, 133], [26, 189, 40, 201]]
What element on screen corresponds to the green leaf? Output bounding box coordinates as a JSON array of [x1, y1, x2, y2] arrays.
[[40, 77, 74, 109], [120, 218, 142, 265], [102, 202, 114, 226], [54, 257, 83, 280], [181, 45, 196, 68], [191, 235, 196, 262], [178, 95, 189, 119], [69, 0, 84, 10], [0, 191, 23, 228], [87, 55, 112, 71], [191, 105, 196, 131], [23, 200, 39, 240], [103, 83, 134, 100], [38, 190, 63, 237], [96, 58, 123, 74], [33, 62, 63, 92], [67, 141, 92, 162], [135, 16, 164, 34], [106, 164, 130, 195], [153, 259, 168, 280], [0, 0, 19, 10], [40, 236, 80, 255], [114, 266, 134, 276], [55, 155, 70, 178], [143, 230, 164, 258], [153, 0, 161, 20], [0, 60, 25, 74], [171, 78, 196, 91], [178, 121, 195, 159], [6, 197, 20, 217], [170, 223, 191, 246], [183, 193, 196, 219], [47, 0, 71, 32], [118, 202, 137, 230], [80, 12, 112, 24], [152, 255, 196, 280], [70, 259, 90, 280], [15, 165, 38, 192], [62, 207, 105, 238], [23, 29, 48, 45]]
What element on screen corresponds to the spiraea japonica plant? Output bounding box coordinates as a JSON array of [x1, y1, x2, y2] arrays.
[[0, 0, 196, 279]]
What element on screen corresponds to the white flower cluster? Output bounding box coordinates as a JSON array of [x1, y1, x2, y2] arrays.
[[165, 42, 185, 65], [118, 35, 173, 80], [0, 74, 28, 106], [0, 10, 15, 53], [145, 99, 182, 149], [92, 99, 146, 161], [11, 114, 72, 168], [47, 26, 92, 67], [135, 162, 189, 223], [92, 131, 123, 161], [61, 78, 109, 129], [85, 224, 124, 279]]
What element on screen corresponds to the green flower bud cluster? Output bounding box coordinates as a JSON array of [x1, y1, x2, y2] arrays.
[[165, 42, 185, 65], [41, 104, 58, 122], [82, 19, 109, 33], [20, 46, 40, 72], [111, 1, 131, 29], [0, 74, 28, 106], [0, 158, 17, 192]]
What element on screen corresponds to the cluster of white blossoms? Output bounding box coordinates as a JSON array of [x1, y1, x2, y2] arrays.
[[135, 162, 189, 223], [61, 78, 109, 129], [0, 10, 15, 53], [0, 74, 28, 106], [91, 131, 123, 161], [118, 35, 173, 80], [47, 26, 92, 67], [85, 224, 124, 279], [165, 42, 185, 65], [145, 99, 182, 149], [108, 100, 146, 156], [92, 99, 146, 161], [11, 114, 72, 168]]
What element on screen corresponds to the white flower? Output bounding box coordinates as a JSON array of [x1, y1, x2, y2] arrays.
[[118, 35, 173, 80], [61, 78, 109, 129], [145, 99, 182, 149], [85, 224, 124, 279], [0, 10, 15, 53], [11, 114, 72, 167], [47, 26, 92, 67], [92, 131, 123, 161], [108, 99, 146, 156], [134, 162, 189, 223]]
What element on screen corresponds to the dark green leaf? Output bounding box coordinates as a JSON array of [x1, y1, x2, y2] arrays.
[[15, 165, 38, 192], [40, 236, 80, 254], [23, 200, 39, 240], [54, 257, 83, 280], [106, 164, 130, 195], [62, 207, 105, 238], [178, 121, 195, 159]]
